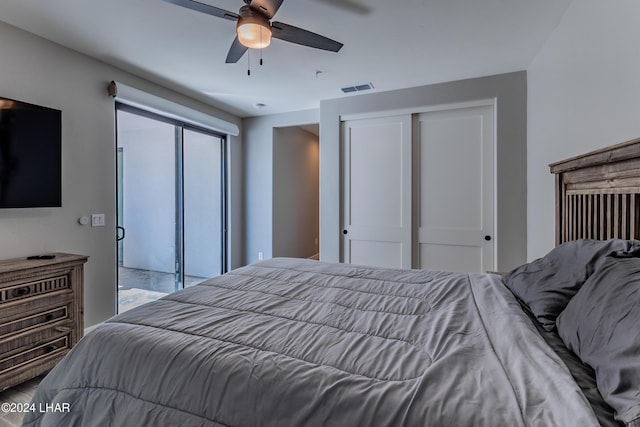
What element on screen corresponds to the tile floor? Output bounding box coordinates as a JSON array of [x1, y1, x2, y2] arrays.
[[118, 266, 210, 311], [118, 266, 208, 293], [0, 376, 41, 427]]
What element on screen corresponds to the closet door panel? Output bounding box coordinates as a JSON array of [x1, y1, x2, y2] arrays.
[[416, 105, 495, 273], [342, 115, 412, 269]]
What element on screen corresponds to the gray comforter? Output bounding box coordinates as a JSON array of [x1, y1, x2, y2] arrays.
[[23, 258, 600, 426]]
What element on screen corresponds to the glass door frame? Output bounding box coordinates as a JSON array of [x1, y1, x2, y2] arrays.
[[115, 103, 228, 305]]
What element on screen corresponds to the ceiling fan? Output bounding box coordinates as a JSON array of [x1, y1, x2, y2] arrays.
[[163, 0, 344, 63]]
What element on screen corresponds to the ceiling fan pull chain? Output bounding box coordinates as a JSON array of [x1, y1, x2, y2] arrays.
[[247, 49, 251, 76], [260, 28, 264, 66]]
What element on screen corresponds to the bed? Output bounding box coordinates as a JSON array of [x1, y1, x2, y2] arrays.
[[22, 139, 640, 427]]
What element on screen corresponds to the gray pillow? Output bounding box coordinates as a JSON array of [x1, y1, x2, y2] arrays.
[[503, 239, 635, 331], [556, 254, 640, 426]]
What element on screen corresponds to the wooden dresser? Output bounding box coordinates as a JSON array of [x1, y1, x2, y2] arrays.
[[0, 253, 88, 392]]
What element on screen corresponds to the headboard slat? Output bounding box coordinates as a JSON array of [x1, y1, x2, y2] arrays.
[[551, 138, 640, 245], [631, 194, 637, 240], [599, 194, 605, 240]]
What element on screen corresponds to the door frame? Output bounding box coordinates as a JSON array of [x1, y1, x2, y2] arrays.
[[114, 103, 228, 309], [339, 99, 497, 270]]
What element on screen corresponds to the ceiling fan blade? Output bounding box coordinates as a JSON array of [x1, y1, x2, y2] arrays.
[[225, 36, 249, 63], [271, 22, 343, 52], [310, 0, 371, 15], [248, 0, 284, 19], [163, 0, 239, 21]]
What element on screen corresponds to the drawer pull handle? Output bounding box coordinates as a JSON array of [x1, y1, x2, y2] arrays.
[[45, 313, 55, 321], [54, 326, 71, 333], [45, 345, 57, 353], [13, 287, 31, 297]]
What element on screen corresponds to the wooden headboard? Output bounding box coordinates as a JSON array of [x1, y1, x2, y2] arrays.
[[550, 137, 640, 245]]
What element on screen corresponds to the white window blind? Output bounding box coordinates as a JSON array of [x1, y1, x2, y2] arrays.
[[108, 81, 239, 136]]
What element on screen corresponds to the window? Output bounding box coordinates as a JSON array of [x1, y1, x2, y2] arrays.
[[115, 104, 227, 312]]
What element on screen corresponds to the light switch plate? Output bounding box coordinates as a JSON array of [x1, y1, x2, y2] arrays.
[[91, 214, 105, 227]]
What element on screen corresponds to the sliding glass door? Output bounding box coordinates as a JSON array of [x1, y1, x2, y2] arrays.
[[116, 106, 226, 312], [183, 129, 224, 285]]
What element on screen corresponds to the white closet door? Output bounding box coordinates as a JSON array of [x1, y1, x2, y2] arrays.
[[342, 115, 412, 268], [416, 105, 495, 273]]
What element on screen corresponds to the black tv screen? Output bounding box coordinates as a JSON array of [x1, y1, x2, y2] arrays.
[[0, 97, 62, 208]]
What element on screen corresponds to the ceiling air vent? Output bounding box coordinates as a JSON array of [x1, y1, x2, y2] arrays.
[[341, 82, 374, 93]]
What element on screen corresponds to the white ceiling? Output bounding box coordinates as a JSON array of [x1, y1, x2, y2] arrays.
[[0, 0, 572, 118]]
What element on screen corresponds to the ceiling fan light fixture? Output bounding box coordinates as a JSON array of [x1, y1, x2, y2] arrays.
[[236, 7, 272, 49]]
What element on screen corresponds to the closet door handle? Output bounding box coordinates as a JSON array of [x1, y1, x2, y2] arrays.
[[343, 229, 348, 235], [484, 235, 492, 241]]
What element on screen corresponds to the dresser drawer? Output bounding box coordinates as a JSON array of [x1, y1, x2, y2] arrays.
[[0, 324, 71, 356], [0, 273, 70, 303], [0, 327, 71, 375], [0, 302, 72, 339]]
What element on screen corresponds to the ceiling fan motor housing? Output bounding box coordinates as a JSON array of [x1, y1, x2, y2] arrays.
[[237, 5, 272, 48]]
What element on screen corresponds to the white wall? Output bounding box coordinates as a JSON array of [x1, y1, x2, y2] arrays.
[[119, 123, 176, 274], [183, 130, 223, 278], [0, 21, 242, 327], [273, 127, 319, 259], [527, 0, 640, 259]]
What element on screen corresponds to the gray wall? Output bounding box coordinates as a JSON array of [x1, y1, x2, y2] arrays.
[[243, 109, 319, 264], [527, 0, 640, 260], [320, 71, 527, 272], [273, 127, 319, 259], [0, 21, 242, 327]]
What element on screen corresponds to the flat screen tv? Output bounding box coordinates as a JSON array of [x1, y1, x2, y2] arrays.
[[0, 97, 62, 208]]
